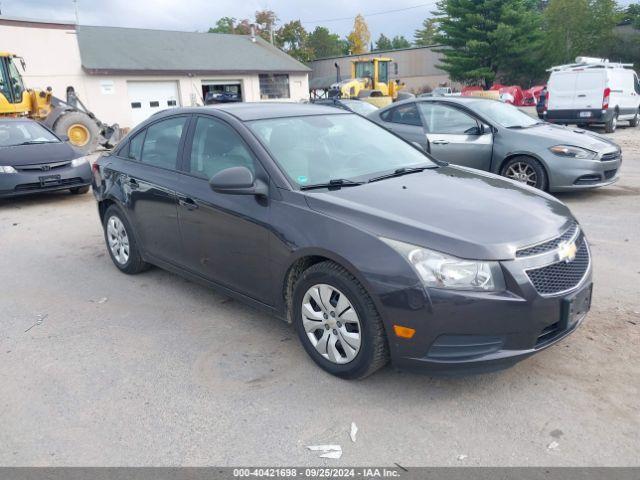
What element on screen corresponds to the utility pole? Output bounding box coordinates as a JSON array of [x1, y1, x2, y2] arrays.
[[73, 0, 79, 24]]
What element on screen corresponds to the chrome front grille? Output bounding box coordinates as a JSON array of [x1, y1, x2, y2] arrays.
[[600, 151, 621, 162], [15, 161, 71, 172], [525, 237, 590, 296], [516, 221, 578, 258]]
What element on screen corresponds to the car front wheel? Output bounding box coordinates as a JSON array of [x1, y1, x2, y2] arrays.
[[292, 261, 389, 379], [630, 112, 639, 128], [103, 205, 149, 274], [501, 156, 548, 190]]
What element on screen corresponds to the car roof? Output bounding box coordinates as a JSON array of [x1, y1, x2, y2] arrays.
[[207, 102, 349, 121], [0, 117, 40, 123], [377, 96, 500, 112]]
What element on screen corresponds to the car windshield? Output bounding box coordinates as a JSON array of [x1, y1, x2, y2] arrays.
[[342, 100, 378, 116], [248, 113, 435, 187], [0, 121, 59, 147], [471, 100, 540, 128]]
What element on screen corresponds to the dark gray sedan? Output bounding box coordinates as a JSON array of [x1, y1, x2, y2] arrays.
[[0, 118, 91, 198], [92, 103, 591, 378], [368, 97, 622, 191]]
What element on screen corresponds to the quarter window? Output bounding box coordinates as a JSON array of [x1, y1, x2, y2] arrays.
[[126, 131, 145, 161], [259, 74, 290, 99], [418, 103, 479, 134], [140, 117, 187, 169], [188, 116, 254, 179], [382, 103, 422, 126]]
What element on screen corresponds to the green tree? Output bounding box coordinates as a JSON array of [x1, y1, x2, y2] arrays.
[[307, 26, 345, 58], [391, 35, 411, 49], [375, 33, 393, 50], [434, 0, 544, 88], [543, 0, 617, 65], [276, 20, 313, 62], [627, 3, 640, 28], [208, 17, 237, 34], [347, 14, 371, 54], [414, 18, 438, 46]]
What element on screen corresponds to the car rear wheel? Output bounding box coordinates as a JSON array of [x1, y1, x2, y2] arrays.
[[292, 261, 389, 379], [70, 186, 90, 194], [501, 156, 548, 190], [103, 205, 149, 274]]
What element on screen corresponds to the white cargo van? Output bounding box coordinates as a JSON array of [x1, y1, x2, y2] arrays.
[[544, 57, 640, 132]]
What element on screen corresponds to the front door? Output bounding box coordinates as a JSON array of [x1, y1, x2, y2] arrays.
[[418, 102, 493, 171], [119, 115, 189, 262], [175, 115, 272, 303]]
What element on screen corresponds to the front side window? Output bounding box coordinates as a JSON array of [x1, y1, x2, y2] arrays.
[[378, 62, 389, 84], [355, 61, 374, 79], [7, 60, 25, 102], [259, 74, 290, 99], [0, 121, 58, 147], [418, 103, 479, 134], [248, 113, 435, 187], [140, 117, 187, 169], [634, 74, 640, 95], [188, 116, 254, 179], [383, 103, 422, 126]]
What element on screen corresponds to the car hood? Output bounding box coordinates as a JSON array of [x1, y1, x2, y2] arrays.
[[0, 142, 79, 166], [512, 124, 619, 153], [304, 166, 575, 260]]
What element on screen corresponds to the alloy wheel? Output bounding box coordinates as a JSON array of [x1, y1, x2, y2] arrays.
[[301, 284, 362, 364], [107, 216, 130, 265], [505, 162, 538, 187]]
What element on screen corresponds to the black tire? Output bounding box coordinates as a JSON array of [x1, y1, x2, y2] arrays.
[[102, 205, 150, 274], [54, 111, 100, 154], [630, 111, 639, 128], [291, 261, 389, 379], [500, 156, 548, 190], [604, 111, 618, 133], [70, 185, 90, 194]]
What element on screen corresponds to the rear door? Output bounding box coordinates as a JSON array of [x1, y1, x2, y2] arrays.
[[548, 71, 578, 110], [378, 102, 428, 149], [573, 70, 605, 110], [119, 115, 189, 263], [417, 102, 493, 171]]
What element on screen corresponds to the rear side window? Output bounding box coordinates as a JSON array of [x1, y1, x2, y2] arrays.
[[418, 103, 479, 134], [382, 103, 422, 126], [140, 117, 187, 170], [188, 116, 254, 179], [126, 131, 144, 161]]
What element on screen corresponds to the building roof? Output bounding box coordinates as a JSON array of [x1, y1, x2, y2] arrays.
[[76, 25, 311, 75], [312, 44, 441, 62]]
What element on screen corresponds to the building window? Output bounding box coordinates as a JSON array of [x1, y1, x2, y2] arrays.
[[259, 74, 290, 99]]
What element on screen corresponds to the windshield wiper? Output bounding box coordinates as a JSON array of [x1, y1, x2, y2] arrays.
[[506, 122, 544, 129], [367, 166, 432, 183], [300, 178, 365, 191], [16, 140, 58, 145]]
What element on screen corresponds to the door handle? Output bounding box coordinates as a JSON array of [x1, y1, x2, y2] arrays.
[[127, 178, 139, 189], [431, 139, 450, 145], [577, 94, 587, 98], [178, 196, 199, 210]]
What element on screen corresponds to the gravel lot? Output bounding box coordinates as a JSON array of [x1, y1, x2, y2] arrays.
[[1, 126, 638, 467]]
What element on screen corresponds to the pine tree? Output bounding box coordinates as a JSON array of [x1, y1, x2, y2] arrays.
[[414, 18, 438, 46], [375, 34, 393, 51], [434, 0, 544, 87]]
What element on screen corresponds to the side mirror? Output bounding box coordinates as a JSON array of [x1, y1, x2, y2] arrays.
[[59, 134, 70, 142], [209, 166, 268, 197], [481, 123, 492, 134]]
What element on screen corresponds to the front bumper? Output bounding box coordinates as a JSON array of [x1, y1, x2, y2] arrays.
[[543, 153, 622, 192], [375, 237, 593, 375], [0, 163, 91, 198], [544, 108, 615, 125]]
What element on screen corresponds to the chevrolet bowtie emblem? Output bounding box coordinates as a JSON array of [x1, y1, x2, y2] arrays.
[[558, 241, 578, 263]]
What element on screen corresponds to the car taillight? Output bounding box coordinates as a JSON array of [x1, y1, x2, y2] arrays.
[[602, 87, 610, 110], [92, 162, 101, 185]]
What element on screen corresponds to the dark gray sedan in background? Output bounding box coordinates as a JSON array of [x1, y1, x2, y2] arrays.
[[369, 97, 622, 191], [92, 103, 592, 379], [0, 118, 91, 198]]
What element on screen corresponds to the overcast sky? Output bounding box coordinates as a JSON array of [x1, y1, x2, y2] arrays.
[[5, 0, 637, 42]]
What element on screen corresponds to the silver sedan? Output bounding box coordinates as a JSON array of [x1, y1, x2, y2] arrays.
[[368, 97, 622, 192]]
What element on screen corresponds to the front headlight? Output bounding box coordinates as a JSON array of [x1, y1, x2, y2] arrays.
[[382, 238, 505, 291], [0, 166, 17, 174], [71, 156, 89, 168], [549, 145, 597, 159]]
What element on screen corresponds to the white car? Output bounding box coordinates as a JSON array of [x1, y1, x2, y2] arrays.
[[544, 57, 640, 132]]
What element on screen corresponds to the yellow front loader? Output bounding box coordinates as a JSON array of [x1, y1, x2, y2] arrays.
[[0, 52, 120, 153], [329, 57, 404, 108]]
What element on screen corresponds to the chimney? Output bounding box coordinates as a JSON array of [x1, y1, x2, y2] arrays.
[[250, 24, 256, 43]]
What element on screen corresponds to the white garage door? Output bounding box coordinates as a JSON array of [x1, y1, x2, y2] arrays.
[[127, 81, 180, 127]]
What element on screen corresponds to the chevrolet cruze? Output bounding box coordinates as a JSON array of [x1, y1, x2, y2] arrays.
[[92, 104, 592, 379]]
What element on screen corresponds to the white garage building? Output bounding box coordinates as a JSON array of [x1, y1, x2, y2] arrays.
[[0, 16, 311, 129]]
